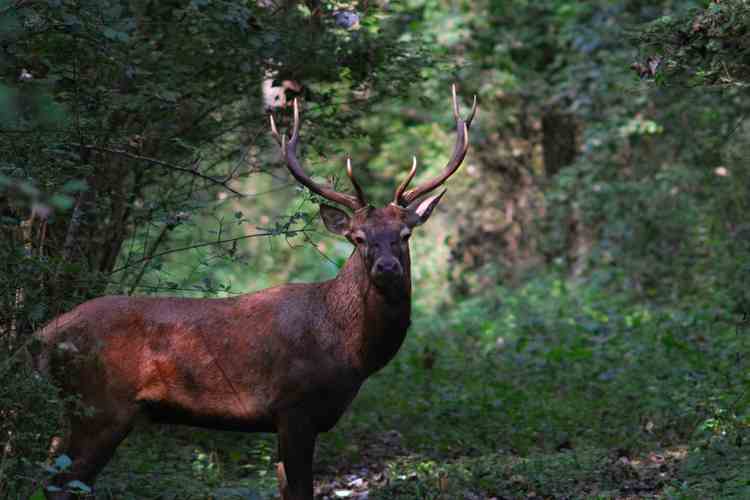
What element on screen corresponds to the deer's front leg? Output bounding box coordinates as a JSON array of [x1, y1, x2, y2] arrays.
[[276, 413, 317, 500]]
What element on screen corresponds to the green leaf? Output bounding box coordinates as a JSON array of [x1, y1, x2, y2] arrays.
[[102, 27, 130, 42], [29, 488, 47, 500], [61, 179, 88, 193], [54, 454, 72, 470], [65, 480, 91, 493], [49, 194, 74, 210], [160, 91, 180, 103], [105, 5, 123, 19], [62, 14, 82, 32]]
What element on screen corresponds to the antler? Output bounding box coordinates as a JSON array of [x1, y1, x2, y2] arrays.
[[394, 84, 477, 206], [270, 99, 367, 211], [393, 156, 417, 205]]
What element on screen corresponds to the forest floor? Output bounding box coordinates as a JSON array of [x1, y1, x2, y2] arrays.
[[94, 419, 748, 499], [69, 278, 750, 498]]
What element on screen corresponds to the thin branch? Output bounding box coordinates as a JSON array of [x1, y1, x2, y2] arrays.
[[0, 0, 32, 16], [303, 233, 339, 267], [62, 193, 84, 261], [77, 145, 244, 196], [128, 224, 170, 295], [109, 229, 312, 275], [123, 283, 245, 295]]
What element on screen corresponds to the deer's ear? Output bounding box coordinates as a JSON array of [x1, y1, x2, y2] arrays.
[[405, 189, 446, 227], [320, 205, 351, 235]]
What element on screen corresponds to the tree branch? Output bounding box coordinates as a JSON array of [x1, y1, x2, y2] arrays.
[[77, 145, 244, 196], [109, 228, 312, 275]]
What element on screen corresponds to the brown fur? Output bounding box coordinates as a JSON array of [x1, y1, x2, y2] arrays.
[[39, 84, 475, 499], [38, 204, 431, 500]]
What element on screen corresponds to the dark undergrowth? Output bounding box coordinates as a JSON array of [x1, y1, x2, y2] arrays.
[[28, 273, 750, 499]]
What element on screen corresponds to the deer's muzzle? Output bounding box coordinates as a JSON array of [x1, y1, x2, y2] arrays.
[[372, 257, 403, 280]]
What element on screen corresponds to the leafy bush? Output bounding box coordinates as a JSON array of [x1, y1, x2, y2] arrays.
[[0, 351, 62, 498]]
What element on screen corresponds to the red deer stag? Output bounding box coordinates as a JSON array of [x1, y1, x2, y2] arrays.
[[37, 85, 476, 500]]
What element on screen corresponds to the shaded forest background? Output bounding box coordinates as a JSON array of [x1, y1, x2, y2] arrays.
[[2, 0, 750, 498]]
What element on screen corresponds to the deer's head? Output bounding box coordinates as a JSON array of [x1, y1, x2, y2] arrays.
[[270, 86, 477, 295]]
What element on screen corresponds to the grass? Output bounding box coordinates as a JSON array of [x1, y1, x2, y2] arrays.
[[40, 274, 750, 498]]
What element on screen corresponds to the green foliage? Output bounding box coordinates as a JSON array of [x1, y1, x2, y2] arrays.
[[3, 0, 750, 498], [0, 354, 62, 498], [333, 273, 749, 498], [639, 0, 750, 87], [62, 274, 750, 498], [0, 0, 437, 495]]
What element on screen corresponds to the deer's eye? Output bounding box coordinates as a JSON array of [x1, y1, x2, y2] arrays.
[[353, 235, 366, 245]]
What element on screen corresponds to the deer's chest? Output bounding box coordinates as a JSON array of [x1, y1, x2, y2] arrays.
[[305, 379, 363, 432], [271, 347, 364, 432]]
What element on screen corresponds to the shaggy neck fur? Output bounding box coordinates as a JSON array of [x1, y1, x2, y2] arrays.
[[325, 248, 412, 376]]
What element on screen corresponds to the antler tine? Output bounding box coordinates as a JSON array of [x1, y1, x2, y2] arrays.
[[269, 114, 282, 146], [393, 156, 417, 205], [451, 83, 478, 127], [466, 94, 478, 127], [400, 85, 477, 205], [346, 157, 367, 207], [291, 97, 301, 143], [270, 98, 365, 211], [451, 83, 460, 120]]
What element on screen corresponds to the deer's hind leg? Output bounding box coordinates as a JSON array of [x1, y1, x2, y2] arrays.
[[45, 405, 137, 500]]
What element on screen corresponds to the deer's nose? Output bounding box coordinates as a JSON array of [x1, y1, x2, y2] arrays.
[[373, 258, 403, 277]]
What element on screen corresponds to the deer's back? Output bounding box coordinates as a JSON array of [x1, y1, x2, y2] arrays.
[[36, 287, 363, 431]]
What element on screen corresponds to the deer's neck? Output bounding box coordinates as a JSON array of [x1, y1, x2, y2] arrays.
[[326, 250, 412, 376]]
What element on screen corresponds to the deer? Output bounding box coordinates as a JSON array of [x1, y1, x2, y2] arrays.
[[36, 85, 476, 500]]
